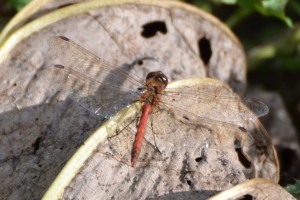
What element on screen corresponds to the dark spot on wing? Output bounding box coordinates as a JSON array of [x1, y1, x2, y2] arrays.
[[54, 64, 65, 69], [183, 116, 190, 121], [58, 36, 70, 41], [239, 126, 247, 133]]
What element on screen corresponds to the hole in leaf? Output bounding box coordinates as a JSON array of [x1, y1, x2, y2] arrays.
[[234, 139, 242, 148], [186, 179, 192, 186], [235, 147, 252, 168], [32, 137, 42, 154], [195, 157, 203, 162], [277, 146, 296, 183], [141, 21, 167, 38], [137, 60, 143, 65], [239, 194, 254, 200], [198, 37, 212, 65]]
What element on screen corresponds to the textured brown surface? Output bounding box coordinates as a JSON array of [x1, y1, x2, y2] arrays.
[[0, 1, 278, 200], [60, 79, 278, 199]]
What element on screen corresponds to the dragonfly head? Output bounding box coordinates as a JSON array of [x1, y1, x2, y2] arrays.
[[145, 71, 168, 91]]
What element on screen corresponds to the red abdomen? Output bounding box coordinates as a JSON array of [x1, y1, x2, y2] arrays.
[[131, 104, 152, 167]]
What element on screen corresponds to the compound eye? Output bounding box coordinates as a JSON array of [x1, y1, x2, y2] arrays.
[[146, 71, 157, 80], [157, 73, 168, 85], [146, 71, 168, 86]]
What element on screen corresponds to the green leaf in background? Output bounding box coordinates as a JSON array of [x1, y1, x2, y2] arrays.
[[213, 0, 293, 27], [216, 0, 237, 5], [189, 1, 213, 13], [256, 0, 293, 27], [285, 180, 300, 196], [8, 0, 30, 11]]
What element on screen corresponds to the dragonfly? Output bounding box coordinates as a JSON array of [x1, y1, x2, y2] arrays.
[[48, 36, 269, 167]]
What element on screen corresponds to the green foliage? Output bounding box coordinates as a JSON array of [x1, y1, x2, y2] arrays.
[[188, 0, 299, 71], [256, 0, 292, 27], [285, 180, 300, 196], [216, 0, 293, 27], [8, 0, 30, 11]]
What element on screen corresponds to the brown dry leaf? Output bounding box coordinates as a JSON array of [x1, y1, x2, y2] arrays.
[[0, 0, 88, 45], [0, 1, 277, 200], [0, 0, 247, 93], [41, 78, 278, 200]]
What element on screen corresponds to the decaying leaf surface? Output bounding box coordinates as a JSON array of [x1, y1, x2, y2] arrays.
[[0, 0, 92, 45], [0, 1, 277, 200], [41, 78, 278, 200], [209, 178, 296, 200], [248, 89, 300, 186], [0, 0, 247, 93]]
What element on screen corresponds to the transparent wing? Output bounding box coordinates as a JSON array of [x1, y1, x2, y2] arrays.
[[103, 103, 252, 169], [100, 85, 263, 168], [47, 36, 145, 118], [158, 101, 253, 148], [156, 84, 268, 149], [48, 36, 143, 86], [164, 85, 269, 121]]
